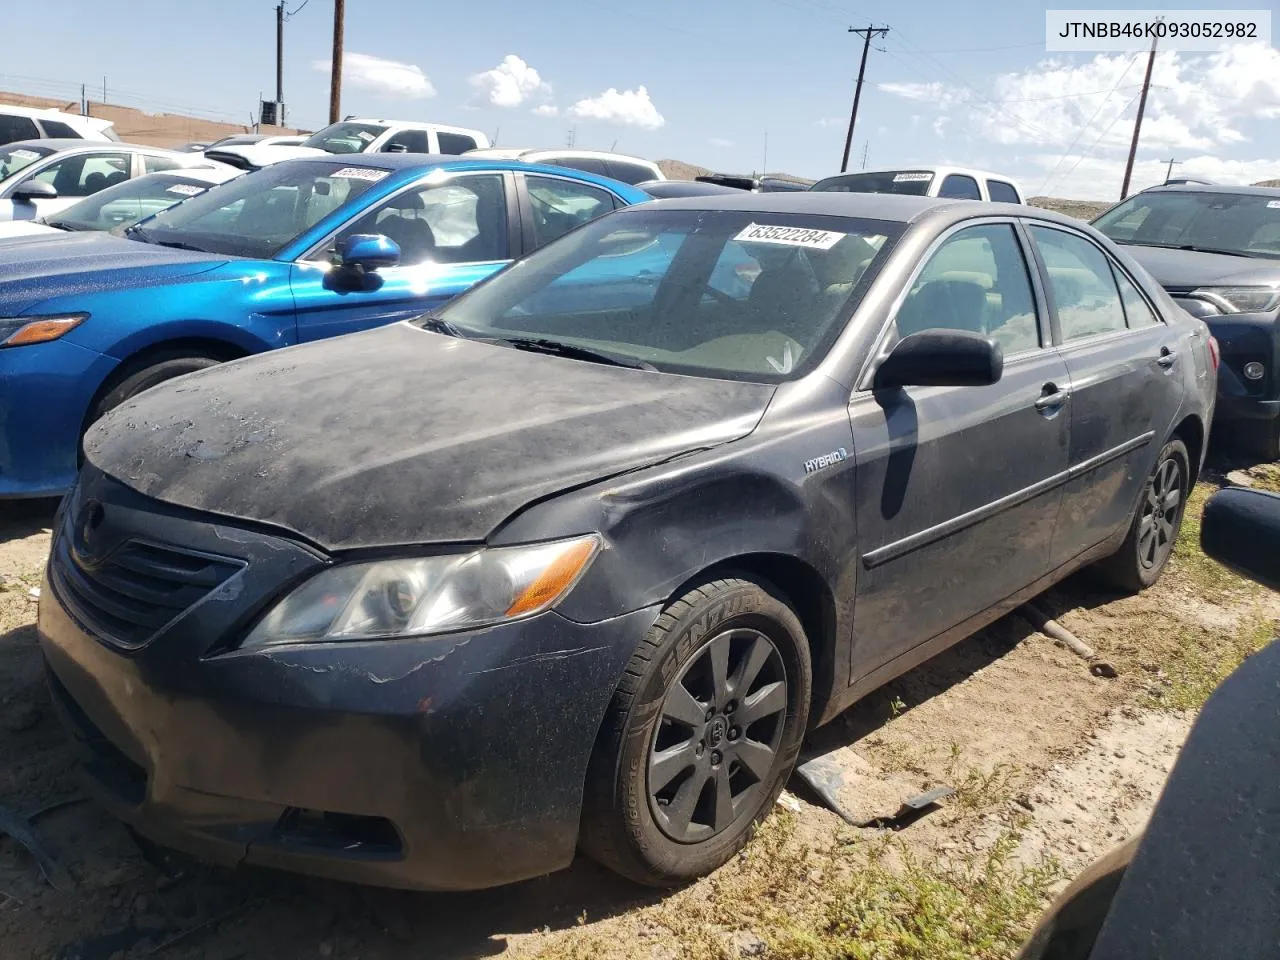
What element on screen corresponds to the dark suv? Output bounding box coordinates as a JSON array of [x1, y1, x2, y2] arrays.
[[1093, 185, 1280, 458]]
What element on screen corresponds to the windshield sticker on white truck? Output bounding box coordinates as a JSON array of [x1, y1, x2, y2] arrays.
[[331, 167, 388, 182], [166, 184, 205, 196], [733, 223, 845, 250], [1268, 200, 1280, 209], [357, 130, 376, 142], [892, 172, 932, 182], [9, 149, 39, 161]]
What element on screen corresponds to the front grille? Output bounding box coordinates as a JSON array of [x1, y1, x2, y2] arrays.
[[50, 528, 243, 650]]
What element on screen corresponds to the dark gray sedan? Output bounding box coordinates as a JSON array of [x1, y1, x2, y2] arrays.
[[41, 193, 1216, 892]]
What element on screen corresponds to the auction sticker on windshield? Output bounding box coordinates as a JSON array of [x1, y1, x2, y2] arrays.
[[331, 167, 388, 182], [734, 223, 845, 250], [166, 184, 205, 196], [10, 149, 39, 162], [893, 172, 932, 182]]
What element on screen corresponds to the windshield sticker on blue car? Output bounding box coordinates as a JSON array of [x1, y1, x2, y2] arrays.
[[166, 184, 205, 196], [331, 167, 388, 182], [893, 172, 932, 182], [734, 223, 845, 250]]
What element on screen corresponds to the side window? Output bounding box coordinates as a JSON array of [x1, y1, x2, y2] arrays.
[[525, 175, 617, 248], [938, 174, 981, 200], [382, 129, 430, 153], [143, 155, 184, 174], [334, 173, 508, 266], [31, 152, 131, 197], [39, 120, 82, 139], [893, 224, 1041, 355], [986, 180, 1021, 204], [605, 161, 656, 185], [0, 114, 40, 145], [1112, 264, 1162, 328], [436, 132, 478, 155], [1029, 226, 1128, 342]]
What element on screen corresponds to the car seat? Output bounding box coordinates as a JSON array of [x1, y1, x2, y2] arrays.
[[894, 278, 988, 338], [82, 172, 109, 195], [372, 192, 436, 264]]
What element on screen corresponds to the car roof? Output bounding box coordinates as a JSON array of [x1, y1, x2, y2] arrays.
[[1138, 183, 1280, 198], [814, 165, 1023, 186], [335, 118, 485, 136], [2, 138, 183, 154], [624, 190, 1082, 227], [467, 147, 658, 165]]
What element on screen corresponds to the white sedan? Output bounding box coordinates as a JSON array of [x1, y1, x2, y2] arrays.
[[0, 140, 220, 222], [0, 166, 243, 241]]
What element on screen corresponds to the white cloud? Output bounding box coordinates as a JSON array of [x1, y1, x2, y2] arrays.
[[932, 116, 949, 138], [469, 55, 550, 108], [568, 86, 664, 129], [813, 117, 842, 128], [312, 52, 434, 99], [532, 104, 559, 117], [709, 137, 733, 147], [879, 81, 972, 108]]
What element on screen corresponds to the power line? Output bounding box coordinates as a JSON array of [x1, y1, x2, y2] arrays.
[[1039, 90, 1142, 198], [1034, 52, 1142, 195], [284, 0, 309, 17]]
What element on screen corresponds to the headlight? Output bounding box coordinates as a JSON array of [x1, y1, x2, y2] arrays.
[[1188, 286, 1280, 315], [242, 535, 600, 647], [0, 313, 87, 348]]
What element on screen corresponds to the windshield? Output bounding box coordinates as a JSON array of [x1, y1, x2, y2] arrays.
[[127, 160, 388, 258], [46, 173, 222, 233], [1093, 190, 1280, 259], [426, 209, 899, 381], [301, 122, 388, 154], [810, 171, 934, 196], [0, 144, 54, 183]]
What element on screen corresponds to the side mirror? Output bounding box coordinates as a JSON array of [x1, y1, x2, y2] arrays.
[[873, 329, 1003, 390], [337, 234, 400, 273], [12, 179, 58, 203], [383, 143, 409, 154], [1201, 487, 1280, 591]]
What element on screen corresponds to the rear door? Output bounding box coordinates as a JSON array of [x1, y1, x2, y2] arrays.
[[1024, 223, 1182, 566], [849, 221, 1071, 675], [289, 171, 518, 342]]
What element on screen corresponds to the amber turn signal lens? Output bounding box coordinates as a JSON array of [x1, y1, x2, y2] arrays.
[[505, 537, 599, 617], [2, 316, 85, 347]]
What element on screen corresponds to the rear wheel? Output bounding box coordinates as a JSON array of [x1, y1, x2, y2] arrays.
[[1232, 419, 1280, 463], [1093, 437, 1189, 592], [580, 577, 811, 886]]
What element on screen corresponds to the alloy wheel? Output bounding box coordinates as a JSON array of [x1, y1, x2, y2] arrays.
[[1138, 455, 1184, 571], [647, 628, 788, 844]]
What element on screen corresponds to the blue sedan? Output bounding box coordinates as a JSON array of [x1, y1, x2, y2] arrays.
[[0, 155, 649, 497]]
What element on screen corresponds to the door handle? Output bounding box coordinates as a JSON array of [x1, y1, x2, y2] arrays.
[[1156, 348, 1177, 369], [1034, 384, 1071, 411]]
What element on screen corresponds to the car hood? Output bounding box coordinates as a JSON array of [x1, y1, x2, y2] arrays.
[[1119, 244, 1280, 288], [84, 323, 775, 551], [0, 231, 226, 315], [208, 144, 329, 167]]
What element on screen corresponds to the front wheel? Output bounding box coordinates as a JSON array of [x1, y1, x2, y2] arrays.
[[1093, 437, 1190, 592], [580, 577, 812, 886]]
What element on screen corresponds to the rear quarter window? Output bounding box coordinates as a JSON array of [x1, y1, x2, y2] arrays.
[[986, 180, 1021, 204], [938, 174, 981, 200], [436, 132, 478, 155], [605, 160, 657, 185]]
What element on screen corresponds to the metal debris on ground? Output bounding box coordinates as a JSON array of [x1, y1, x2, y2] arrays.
[[792, 753, 955, 829], [0, 804, 75, 892], [1021, 601, 1118, 678]]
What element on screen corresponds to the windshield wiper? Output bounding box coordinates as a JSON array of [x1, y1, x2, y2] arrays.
[[419, 315, 467, 338], [495, 337, 657, 371], [1115, 240, 1254, 258], [123, 223, 153, 244]]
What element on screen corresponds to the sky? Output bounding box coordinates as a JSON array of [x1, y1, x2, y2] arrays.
[[4, 0, 1279, 199]]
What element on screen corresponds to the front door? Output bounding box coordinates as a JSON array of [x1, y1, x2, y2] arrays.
[[290, 171, 515, 342], [849, 221, 1071, 676], [1025, 225, 1182, 566]]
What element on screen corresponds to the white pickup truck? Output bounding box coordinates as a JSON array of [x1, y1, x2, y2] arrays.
[[809, 165, 1025, 203]]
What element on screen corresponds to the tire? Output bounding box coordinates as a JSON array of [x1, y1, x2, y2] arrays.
[[87, 353, 224, 427], [1233, 419, 1280, 463], [580, 577, 812, 886], [1093, 437, 1190, 593]]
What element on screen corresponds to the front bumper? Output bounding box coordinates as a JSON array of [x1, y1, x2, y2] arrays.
[[38, 468, 658, 891]]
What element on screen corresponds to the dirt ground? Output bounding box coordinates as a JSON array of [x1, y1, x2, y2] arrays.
[[2, 452, 1278, 960]]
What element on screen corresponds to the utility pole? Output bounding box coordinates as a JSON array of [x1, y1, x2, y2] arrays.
[[1120, 28, 1159, 200], [841, 25, 889, 173], [328, 0, 345, 124], [1162, 157, 1179, 183], [275, 1, 285, 126], [762, 131, 768, 175]]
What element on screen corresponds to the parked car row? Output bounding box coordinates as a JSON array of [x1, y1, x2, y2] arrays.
[[2, 147, 1218, 893]]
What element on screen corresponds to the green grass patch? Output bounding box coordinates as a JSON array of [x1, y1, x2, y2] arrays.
[[1148, 616, 1277, 711], [1170, 482, 1257, 600]]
